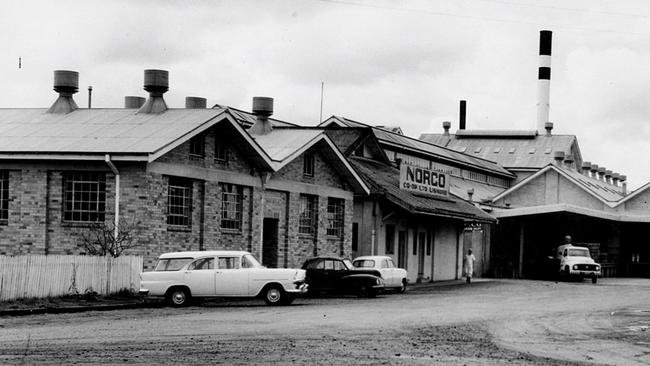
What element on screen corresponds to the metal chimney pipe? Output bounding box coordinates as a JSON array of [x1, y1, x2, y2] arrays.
[[88, 86, 93, 109], [537, 30, 552, 133], [620, 175, 627, 194], [47, 70, 79, 114], [459, 100, 466, 130]]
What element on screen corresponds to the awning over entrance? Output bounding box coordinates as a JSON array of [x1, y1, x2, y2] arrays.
[[350, 157, 496, 223]]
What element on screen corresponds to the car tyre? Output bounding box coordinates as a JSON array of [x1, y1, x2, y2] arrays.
[[398, 279, 407, 294], [166, 287, 190, 307], [358, 284, 376, 298], [263, 285, 286, 306]]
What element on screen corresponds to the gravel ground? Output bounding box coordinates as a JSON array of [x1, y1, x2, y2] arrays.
[[1, 278, 649, 365]]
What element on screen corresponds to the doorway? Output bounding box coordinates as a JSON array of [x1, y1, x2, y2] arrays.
[[262, 218, 279, 268], [417, 232, 425, 282]]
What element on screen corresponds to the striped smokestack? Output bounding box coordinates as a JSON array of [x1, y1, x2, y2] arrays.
[[537, 30, 552, 133]]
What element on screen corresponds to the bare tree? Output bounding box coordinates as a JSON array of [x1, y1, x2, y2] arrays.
[[77, 220, 141, 257]]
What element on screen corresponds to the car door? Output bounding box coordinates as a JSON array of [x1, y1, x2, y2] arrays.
[[378, 258, 394, 287], [384, 258, 399, 287], [214, 256, 250, 296], [183, 257, 216, 296], [306, 259, 329, 291]]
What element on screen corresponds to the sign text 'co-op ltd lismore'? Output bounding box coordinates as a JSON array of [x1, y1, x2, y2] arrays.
[[399, 162, 450, 199]]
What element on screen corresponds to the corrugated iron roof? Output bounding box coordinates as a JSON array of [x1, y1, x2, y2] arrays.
[[557, 164, 625, 202], [252, 129, 322, 162], [349, 157, 495, 222], [449, 178, 507, 203], [419, 131, 578, 169], [0, 108, 229, 154], [324, 116, 513, 178]]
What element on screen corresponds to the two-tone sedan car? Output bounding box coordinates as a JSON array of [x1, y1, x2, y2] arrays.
[[301, 256, 384, 297], [139, 250, 308, 306], [352, 255, 408, 293]]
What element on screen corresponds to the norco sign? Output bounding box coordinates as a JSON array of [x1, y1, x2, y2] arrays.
[[399, 163, 449, 198]]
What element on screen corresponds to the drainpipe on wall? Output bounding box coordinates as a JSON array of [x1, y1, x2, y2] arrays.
[[371, 199, 377, 256], [104, 155, 120, 241], [259, 172, 271, 260]]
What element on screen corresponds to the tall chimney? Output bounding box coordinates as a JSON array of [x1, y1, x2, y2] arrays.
[[249, 97, 274, 135], [137, 69, 169, 114], [537, 30, 552, 133], [442, 121, 451, 136], [47, 70, 79, 114], [459, 100, 466, 130], [125, 96, 146, 109], [185, 97, 207, 109]]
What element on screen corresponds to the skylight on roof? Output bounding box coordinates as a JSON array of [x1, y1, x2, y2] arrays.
[[545, 148, 552, 154], [509, 148, 516, 154], [474, 147, 482, 153], [529, 148, 536, 154], [459, 147, 467, 153], [493, 147, 501, 153]]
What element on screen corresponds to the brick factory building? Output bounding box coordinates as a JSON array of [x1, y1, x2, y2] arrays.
[[0, 69, 369, 269]]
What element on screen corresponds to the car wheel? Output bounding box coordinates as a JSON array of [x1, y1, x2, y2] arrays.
[[398, 279, 407, 294], [358, 285, 376, 298], [592, 276, 598, 284], [166, 287, 190, 307], [263, 286, 285, 306]]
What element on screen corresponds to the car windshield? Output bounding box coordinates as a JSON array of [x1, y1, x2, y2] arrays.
[[568, 248, 590, 257], [154, 258, 193, 271], [242, 254, 263, 268], [353, 259, 375, 268], [343, 259, 353, 270]]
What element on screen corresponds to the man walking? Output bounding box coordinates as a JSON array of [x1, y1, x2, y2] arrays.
[[464, 249, 476, 283]]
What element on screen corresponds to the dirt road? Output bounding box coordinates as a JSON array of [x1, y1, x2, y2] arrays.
[[1, 278, 649, 365]]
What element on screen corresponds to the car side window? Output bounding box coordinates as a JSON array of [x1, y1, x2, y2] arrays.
[[387, 259, 395, 268], [218, 257, 240, 269], [380, 259, 389, 269], [563, 249, 568, 257], [241, 255, 254, 269], [188, 258, 214, 270], [334, 260, 346, 271], [324, 260, 335, 270]]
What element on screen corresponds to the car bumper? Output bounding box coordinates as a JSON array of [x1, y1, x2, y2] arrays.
[[568, 270, 601, 277], [138, 288, 149, 296], [286, 283, 309, 294]]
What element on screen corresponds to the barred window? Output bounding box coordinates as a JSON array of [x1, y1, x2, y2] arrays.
[[215, 139, 228, 163], [326, 197, 344, 237], [221, 183, 243, 231], [299, 194, 317, 235], [167, 177, 192, 227], [0, 171, 8, 222], [303, 153, 314, 177], [189, 135, 205, 160], [63, 172, 106, 222]]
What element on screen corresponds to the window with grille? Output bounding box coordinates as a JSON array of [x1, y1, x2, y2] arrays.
[[215, 139, 228, 163], [189, 135, 205, 160], [167, 177, 192, 227], [299, 194, 317, 235], [385, 224, 395, 254], [221, 183, 243, 231], [63, 172, 106, 223], [0, 171, 8, 222], [303, 153, 315, 177], [326, 198, 344, 237]]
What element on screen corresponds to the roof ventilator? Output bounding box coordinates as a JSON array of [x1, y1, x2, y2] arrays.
[[442, 121, 451, 136], [137, 69, 169, 114], [47, 70, 79, 114], [590, 164, 599, 180], [249, 97, 274, 135], [124, 96, 146, 109], [544, 122, 553, 136], [581, 161, 591, 177], [553, 151, 564, 164], [185, 97, 207, 109]]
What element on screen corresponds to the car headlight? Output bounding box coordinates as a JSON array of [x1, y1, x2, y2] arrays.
[[573, 265, 578, 270], [595, 266, 600, 271]]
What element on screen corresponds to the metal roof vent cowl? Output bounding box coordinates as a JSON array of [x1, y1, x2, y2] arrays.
[[47, 70, 79, 114], [564, 154, 574, 168], [581, 161, 591, 176], [124, 96, 146, 109], [597, 167, 606, 181], [605, 170, 613, 184], [185, 97, 207, 109], [553, 151, 564, 164], [137, 69, 169, 114], [249, 97, 274, 135], [612, 173, 620, 186], [590, 164, 599, 179], [620, 175, 627, 194], [544, 122, 553, 137], [442, 121, 451, 136]]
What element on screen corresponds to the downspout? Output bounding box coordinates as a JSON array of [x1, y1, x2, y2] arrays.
[[371, 199, 377, 256], [104, 155, 120, 241]]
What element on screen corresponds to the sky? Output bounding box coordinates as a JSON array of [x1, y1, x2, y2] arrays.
[[2, 0, 650, 189]]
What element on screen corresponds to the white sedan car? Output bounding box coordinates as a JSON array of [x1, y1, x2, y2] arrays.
[[352, 256, 408, 293], [139, 250, 308, 306]]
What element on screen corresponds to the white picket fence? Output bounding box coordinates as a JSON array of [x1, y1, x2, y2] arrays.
[[0, 255, 142, 302]]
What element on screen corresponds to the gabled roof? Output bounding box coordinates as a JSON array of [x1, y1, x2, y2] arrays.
[[321, 116, 514, 179], [492, 163, 625, 208], [419, 130, 579, 170], [322, 127, 390, 164], [349, 157, 495, 223]]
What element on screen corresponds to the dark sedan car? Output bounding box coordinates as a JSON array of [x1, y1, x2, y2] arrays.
[[301, 257, 384, 297]]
